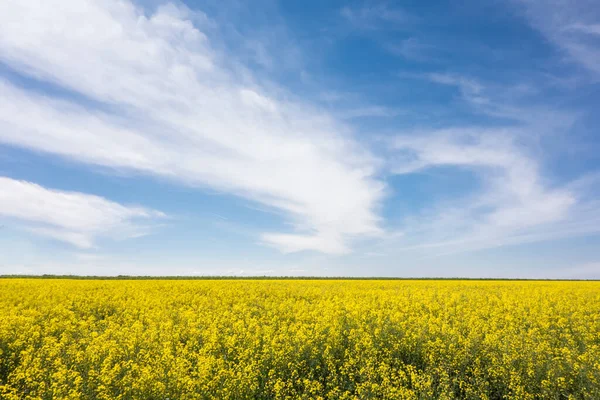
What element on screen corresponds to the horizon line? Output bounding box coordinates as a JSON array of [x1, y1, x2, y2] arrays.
[[1, 275, 598, 281]]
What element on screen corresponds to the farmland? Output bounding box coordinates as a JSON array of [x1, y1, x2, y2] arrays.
[[1, 279, 599, 399]]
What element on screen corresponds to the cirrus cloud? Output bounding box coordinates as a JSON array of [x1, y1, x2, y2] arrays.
[[0, 0, 385, 254]]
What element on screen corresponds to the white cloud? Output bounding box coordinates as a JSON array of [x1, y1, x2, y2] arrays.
[[515, 0, 600, 77], [0, 0, 385, 254], [362, 76, 600, 258], [383, 128, 597, 255], [0, 177, 163, 248], [404, 72, 596, 256], [392, 129, 575, 228], [421, 73, 577, 130]]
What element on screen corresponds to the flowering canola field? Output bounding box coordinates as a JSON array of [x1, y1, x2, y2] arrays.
[[1, 279, 599, 399]]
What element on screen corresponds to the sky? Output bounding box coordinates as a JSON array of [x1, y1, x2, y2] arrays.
[[0, 0, 599, 278]]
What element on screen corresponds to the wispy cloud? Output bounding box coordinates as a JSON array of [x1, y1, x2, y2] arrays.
[[385, 38, 433, 62], [565, 23, 600, 36], [382, 126, 600, 256], [515, 0, 600, 78], [392, 129, 574, 226], [0, 177, 163, 248], [341, 3, 414, 30], [0, 0, 386, 255], [380, 64, 600, 257], [339, 106, 403, 119], [419, 72, 577, 129]]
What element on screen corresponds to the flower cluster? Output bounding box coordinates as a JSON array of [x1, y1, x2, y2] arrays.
[[1, 279, 599, 399]]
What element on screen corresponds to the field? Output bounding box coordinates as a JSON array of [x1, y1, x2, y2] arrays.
[[1, 279, 599, 399]]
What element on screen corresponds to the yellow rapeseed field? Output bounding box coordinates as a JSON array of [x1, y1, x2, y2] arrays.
[[0, 279, 599, 399]]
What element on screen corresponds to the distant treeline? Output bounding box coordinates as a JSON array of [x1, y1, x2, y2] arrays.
[[0, 274, 597, 281]]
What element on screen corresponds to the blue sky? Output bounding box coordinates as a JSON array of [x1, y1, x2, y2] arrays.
[[0, 0, 599, 277]]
